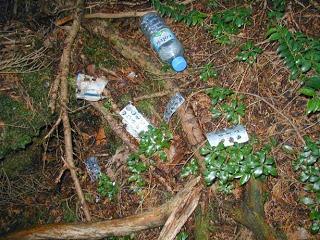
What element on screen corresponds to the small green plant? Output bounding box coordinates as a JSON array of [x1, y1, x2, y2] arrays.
[[152, 0, 207, 26], [97, 173, 118, 200], [199, 63, 218, 82], [103, 98, 112, 111], [210, 7, 252, 44], [126, 125, 173, 192], [293, 136, 320, 234], [236, 41, 262, 65], [267, 25, 320, 114], [207, 0, 219, 9], [176, 231, 189, 240], [207, 87, 246, 124], [127, 154, 148, 193], [62, 201, 77, 223], [268, 0, 286, 20], [139, 125, 173, 161], [180, 158, 199, 178], [200, 141, 277, 193]]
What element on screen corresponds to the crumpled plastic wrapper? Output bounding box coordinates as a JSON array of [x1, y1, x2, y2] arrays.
[[76, 73, 107, 101]]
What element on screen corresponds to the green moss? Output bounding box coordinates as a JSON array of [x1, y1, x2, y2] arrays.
[[0, 69, 52, 159], [83, 34, 118, 69]]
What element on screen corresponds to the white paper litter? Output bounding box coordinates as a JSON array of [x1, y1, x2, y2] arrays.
[[76, 73, 107, 101], [206, 125, 249, 147], [119, 103, 151, 139]]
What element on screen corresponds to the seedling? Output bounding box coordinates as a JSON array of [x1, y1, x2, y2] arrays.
[[139, 125, 173, 161], [152, 0, 207, 26], [199, 63, 218, 82], [97, 173, 118, 200], [267, 25, 320, 114], [293, 136, 320, 234], [207, 87, 246, 124], [200, 141, 277, 193], [127, 154, 148, 193], [210, 7, 252, 44], [176, 231, 189, 240], [236, 41, 262, 65], [180, 158, 199, 178]]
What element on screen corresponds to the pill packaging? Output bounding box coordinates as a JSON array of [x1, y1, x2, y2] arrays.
[[119, 103, 151, 139], [206, 125, 249, 147], [85, 156, 101, 182], [163, 92, 185, 122]]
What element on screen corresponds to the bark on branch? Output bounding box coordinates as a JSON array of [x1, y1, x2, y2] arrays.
[[3, 177, 200, 240]]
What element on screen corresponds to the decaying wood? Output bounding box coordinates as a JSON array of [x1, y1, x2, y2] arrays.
[[3, 177, 200, 240], [158, 183, 201, 240]]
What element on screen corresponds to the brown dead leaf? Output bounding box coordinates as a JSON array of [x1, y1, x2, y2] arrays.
[[96, 127, 106, 145]]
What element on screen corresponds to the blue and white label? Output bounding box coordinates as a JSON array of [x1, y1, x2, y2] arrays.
[[151, 28, 176, 50]]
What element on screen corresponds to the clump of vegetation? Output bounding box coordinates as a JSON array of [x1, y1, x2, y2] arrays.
[[268, 0, 286, 20], [152, 0, 207, 26], [180, 158, 199, 178], [200, 141, 277, 193], [207, 87, 246, 124], [97, 173, 118, 200], [293, 137, 320, 234], [209, 7, 252, 44], [267, 25, 320, 114], [176, 231, 189, 240], [199, 63, 218, 82], [236, 41, 262, 65], [126, 125, 173, 192], [127, 154, 148, 193], [139, 125, 173, 161]]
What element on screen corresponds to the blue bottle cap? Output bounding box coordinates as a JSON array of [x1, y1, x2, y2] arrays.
[[171, 56, 187, 72]]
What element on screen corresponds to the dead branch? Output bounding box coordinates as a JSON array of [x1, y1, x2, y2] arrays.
[[3, 177, 200, 240], [158, 185, 201, 240], [49, 0, 92, 222], [49, 2, 83, 113]]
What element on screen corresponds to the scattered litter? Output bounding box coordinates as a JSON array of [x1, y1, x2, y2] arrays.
[[127, 71, 137, 79], [164, 92, 185, 122], [76, 73, 107, 101], [119, 103, 151, 139], [206, 125, 249, 147], [85, 156, 101, 182]]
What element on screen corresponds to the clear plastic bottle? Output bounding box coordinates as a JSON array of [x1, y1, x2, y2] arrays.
[[140, 12, 187, 72]]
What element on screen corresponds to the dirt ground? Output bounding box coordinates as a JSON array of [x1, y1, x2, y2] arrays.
[[1, 0, 320, 239]]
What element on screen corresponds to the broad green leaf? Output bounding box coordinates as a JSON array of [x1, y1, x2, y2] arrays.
[[299, 87, 316, 97], [239, 173, 250, 185], [269, 32, 280, 41], [305, 76, 320, 90], [253, 166, 263, 177]]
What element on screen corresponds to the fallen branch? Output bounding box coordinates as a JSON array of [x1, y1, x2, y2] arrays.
[[50, 0, 92, 222], [3, 177, 200, 240], [158, 184, 201, 240]]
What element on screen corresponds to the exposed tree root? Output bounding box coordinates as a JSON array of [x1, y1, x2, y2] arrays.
[[3, 177, 200, 240]]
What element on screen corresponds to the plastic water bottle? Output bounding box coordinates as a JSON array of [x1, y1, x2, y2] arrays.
[[140, 12, 187, 72]]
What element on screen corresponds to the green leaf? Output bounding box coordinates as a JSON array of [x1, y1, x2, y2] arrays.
[[300, 171, 310, 182], [305, 76, 320, 90], [307, 97, 320, 114], [302, 196, 314, 205], [239, 173, 250, 185], [299, 87, 316, 97], [253, 166, 263, 177], [269, 32, 281, 41], [300, 60, 312, 73]]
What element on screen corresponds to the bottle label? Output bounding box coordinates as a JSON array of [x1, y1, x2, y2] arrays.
[[151, 28, 176, 50]]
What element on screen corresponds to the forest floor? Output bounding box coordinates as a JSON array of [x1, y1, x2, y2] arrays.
[[1, 0, 320, 239]]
